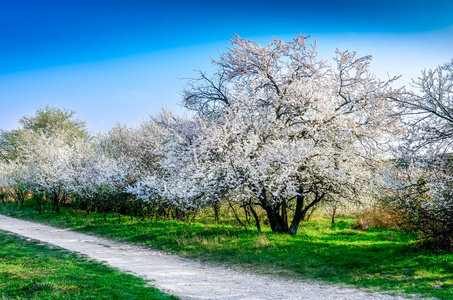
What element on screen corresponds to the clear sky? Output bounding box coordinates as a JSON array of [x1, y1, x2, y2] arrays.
[[1, 0, 452, 134]]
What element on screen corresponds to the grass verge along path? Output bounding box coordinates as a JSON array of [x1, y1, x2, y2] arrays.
[[1, 204, 453, 299], [0, 214, 411, 300], [0, 230, 178, 299]]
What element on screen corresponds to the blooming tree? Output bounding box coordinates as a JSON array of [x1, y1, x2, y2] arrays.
[[396, 60, 453, 152], [69, 137, 125, 216], [0, 106, 91, 211], [0, 160, 30, 204], [388, 59, 453, 249], [17, 131, 78, 212], [131, 34, 405, 234], [128, 112, 212, 212], [99, 122, 163, 186]]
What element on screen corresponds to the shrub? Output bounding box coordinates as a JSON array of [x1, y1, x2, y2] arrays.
[[355, 204, 412, 231], [382, 165, 453, 250]]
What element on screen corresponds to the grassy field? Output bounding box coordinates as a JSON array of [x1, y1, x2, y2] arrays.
[[1, 203, 452, 299], [0, 230, 178, 299]]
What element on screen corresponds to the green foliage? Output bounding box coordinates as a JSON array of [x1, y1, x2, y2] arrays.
[[0, 106, 89, 164], [0, 129, 22, 162], [0, 230, 178, 299], [1, 203, 453, 299], [19, 105, 89, 138]]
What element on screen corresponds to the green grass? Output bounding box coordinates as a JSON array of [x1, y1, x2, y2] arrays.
[[1, 202, 453, 299], [0, 230, 178, 299]]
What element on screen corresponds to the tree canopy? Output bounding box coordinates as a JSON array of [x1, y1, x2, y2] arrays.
[[3, 35, 453, 241], [18, 105, 89, 138]]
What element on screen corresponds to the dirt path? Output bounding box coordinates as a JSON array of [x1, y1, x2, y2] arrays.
[[0, 214, 419, 300]]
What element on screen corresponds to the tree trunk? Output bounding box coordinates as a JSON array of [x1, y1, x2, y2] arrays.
[[331, 204, 337, 224], [289, 190, 326, 234], [0, 188, 6, 204], [263, 204, 288, 232], [52, 190, 61, 214], [254, 186, 288, 233], [248, 203, 261, 233], [302, 192, 325, 221], [16, 190, 26, 205], [228, 201, 248, 232], [281, 200, 288, 226], [213, 202, 220, 221], [289, 193, 305, 235], [36, 196, 42, 214], [243, 205, 250, 223]]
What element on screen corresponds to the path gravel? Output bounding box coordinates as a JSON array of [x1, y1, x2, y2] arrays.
[[0, 214, 421, 300]]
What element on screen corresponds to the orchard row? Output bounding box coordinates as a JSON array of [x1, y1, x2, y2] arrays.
[[1, 35, 452, 246]]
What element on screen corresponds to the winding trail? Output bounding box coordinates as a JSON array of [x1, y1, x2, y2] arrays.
[[0, 214, 420, 300]]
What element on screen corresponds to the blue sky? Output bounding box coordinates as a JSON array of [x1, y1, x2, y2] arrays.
[[1, 0, 453, 134]]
